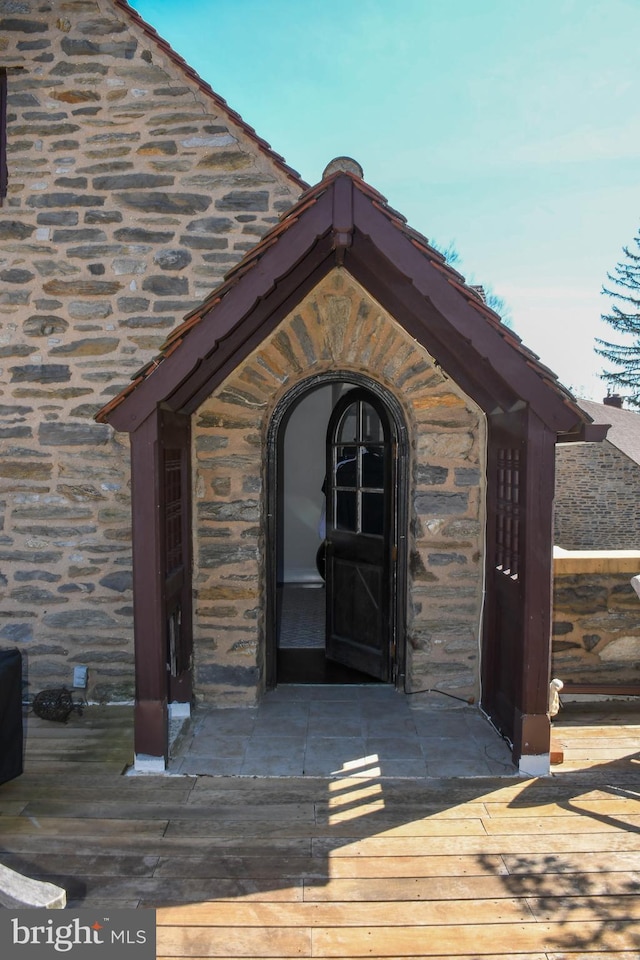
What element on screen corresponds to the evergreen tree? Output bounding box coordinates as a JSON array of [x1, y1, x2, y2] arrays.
[[595, 229, 640, 406]]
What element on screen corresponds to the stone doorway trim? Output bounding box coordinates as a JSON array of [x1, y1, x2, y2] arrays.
[[264, 371, 410, 691]]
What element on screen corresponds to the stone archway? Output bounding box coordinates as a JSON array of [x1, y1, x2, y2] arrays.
[[190, 269, 486, 709]]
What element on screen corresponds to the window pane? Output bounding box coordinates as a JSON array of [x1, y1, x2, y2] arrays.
[[335, 490, 357, 531], [337, 405, 358, 443], [362, 403, 383, 443], [362, 447, 384, 489], [362, 492, 384, 536], [335, 447, 357, 488]]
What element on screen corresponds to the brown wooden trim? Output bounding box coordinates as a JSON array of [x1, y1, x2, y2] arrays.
[[513, 711, 551, 759], [561, 422, 610, 442], [351, 191, 580, 434], [104, 174, 589, 438], [169, 243, 336, 415], [519, 410, 556, 721], [106, 192, 334, 432], [178, 233, 515, 418], [346, 236, 515, 415], [481, 438, 499, 726], [561, 684, 640, 697], [133, 699, 167, 764], [131, 410, 168, 759], [332, 173, 354, 252]]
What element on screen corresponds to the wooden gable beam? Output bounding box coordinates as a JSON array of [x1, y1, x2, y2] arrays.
[[346, 235, 515, 415], [107, 189, 335, 432], [167, 237, 336, 415], [351, 190, 579, 434]]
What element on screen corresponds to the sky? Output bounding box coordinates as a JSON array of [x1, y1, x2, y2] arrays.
[[129, 0, 640, 402]]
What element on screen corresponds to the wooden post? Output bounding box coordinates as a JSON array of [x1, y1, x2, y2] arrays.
[[130, 410, 168, 765], [482, 408, 556, 772], [514, 409, 556, 771]]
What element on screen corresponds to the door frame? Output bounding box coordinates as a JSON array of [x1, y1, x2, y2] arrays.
[[264, 371, 409, 690]]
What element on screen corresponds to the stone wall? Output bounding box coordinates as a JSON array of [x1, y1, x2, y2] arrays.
[[193, 269, 485, 705], [0, 0, 301, 701], [555, 442, 640, 550], [552, 551, 640, 688]]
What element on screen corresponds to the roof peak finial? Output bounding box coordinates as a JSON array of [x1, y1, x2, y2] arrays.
[[322, 156, 364, 180]]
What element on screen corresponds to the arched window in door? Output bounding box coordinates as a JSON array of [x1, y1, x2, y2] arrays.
[[331, 396, 387, 537]]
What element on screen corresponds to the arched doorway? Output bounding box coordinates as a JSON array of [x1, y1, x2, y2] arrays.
[[265, 374, 408, 689]]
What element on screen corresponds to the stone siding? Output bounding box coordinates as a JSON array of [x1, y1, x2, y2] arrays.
[[193, 269, 485, 705], [555, 442, 640, 550], [552, 554, 640, 688], [0, 0, 301, 701]]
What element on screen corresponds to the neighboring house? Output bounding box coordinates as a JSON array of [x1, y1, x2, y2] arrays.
[[555, 397, 640, 550], [0, 2, 604, 773]]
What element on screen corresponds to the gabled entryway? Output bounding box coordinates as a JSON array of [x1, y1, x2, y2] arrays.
[[97, 158, 604, 775]]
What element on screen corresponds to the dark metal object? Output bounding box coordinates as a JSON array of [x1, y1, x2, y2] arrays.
[[32, 687, 82, 722]]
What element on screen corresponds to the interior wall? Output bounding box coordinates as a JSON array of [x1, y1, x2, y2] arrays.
[[282, 383, 350, 582], [282, 387, 331, 582]]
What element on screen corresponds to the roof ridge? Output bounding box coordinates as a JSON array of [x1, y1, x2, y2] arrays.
[[96, 169, 586, 432], [112, 0, 307, 189]]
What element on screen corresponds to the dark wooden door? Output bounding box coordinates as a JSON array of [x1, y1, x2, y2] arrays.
[[325, 389, 394, 681]]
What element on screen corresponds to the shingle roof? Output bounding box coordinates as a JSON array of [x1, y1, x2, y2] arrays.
[[576, 399, 640, 465], [114, 0, 306, 189], [97, 169, 595, 438]]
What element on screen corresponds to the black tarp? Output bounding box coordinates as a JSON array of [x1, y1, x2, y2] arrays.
[[0, 647, 23, 784]]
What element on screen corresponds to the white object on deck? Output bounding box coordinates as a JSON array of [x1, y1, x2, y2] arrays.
[[0, 862, 66, 909], [549, 677, 564, 717]]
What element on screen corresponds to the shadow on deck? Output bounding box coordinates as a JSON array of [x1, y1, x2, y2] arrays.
[[0, 699, 638, 958]]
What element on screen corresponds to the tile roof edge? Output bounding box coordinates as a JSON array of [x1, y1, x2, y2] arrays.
[[95, 166, 588, 431], [113, 0, 308, 190], [356, 182, 587, 427]]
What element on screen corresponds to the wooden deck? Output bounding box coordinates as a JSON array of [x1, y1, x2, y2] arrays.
[[0, 701, 639, 958]]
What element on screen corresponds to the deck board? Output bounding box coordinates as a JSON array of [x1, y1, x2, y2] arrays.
[[0, 702, 639, 958]]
